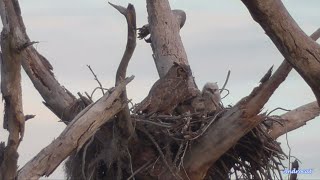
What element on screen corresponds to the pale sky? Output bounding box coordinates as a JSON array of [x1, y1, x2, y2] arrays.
[[0, 0, 320, 179]]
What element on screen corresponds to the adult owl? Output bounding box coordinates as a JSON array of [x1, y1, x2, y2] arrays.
[[202, 82, 222, 115], [133, 62, 191, 116]]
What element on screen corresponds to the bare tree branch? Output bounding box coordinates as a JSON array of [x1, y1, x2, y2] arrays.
[[0, 1, 25, 178], [269, 101, 320, 139], [87, 65, 105, 95], [241, 0, 320, 105], [17, 76, 134, 180], [0, 0, 84, 125], [110, 2, 136, 139]]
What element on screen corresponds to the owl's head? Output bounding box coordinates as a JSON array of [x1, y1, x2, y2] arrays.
[[172, 62, 191, 79], [202, 82, 219, 95]]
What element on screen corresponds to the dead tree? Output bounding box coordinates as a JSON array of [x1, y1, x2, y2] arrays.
[[0, 0, 320, 180]]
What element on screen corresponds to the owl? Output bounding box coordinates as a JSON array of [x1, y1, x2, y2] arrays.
[[202, 82, 222, 115], [133, 62, 191, 116], [175, 89, 205, 115]]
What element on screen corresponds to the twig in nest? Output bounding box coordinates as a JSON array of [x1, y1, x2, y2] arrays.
[[178, 141, 191, 180], [264, 116, 284, 128], [267, 107, 291, 116], [85, 92, 93, 101], [188, 110, 224, 140], [87, 65, 105, 95], [140, 127, 181, 180], [221, 89, 230, 99], [81, 135, 95, 180], [127, 160, 153, 180], [220, 70, 231, 93], [173, 142, 185, 167], [127, 148, 135, 180], [135, 118, 173, 128], [90, 87, 111, 99]]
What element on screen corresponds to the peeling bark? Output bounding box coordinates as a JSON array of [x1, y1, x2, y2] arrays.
[[0, 43, 24, 179], [22, 47, 81, 122], [0, 1, 25, 179]]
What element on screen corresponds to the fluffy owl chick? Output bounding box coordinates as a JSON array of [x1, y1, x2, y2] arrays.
[[133, 62, 191, 116], [202, 82, 221, 115]]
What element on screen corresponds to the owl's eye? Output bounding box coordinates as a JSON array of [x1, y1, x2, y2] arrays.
[[209, 89, 217, 94], [177, 67, 185, 76]]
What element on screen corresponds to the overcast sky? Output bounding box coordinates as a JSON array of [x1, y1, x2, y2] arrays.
[[0, 0, 320, 179]]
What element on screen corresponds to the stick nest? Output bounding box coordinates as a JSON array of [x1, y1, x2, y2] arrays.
[[132, 107, 287, 180]]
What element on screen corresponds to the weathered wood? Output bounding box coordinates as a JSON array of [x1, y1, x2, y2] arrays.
[[0, 0, 81, 124], [138, 10, 186, 41], [0, 1, 26, 179], [0, 44, 24, 180], [177, 61, 298, 179], [21, 48, 80, 122], [17, 76, 134, 180], [146, 0, 187, 77], [270, 101, 320, 139], [146, 0, 198, 95], [176, 24, 320, 180], [242, 0, 320, 105], [111, 2, 136, 139]]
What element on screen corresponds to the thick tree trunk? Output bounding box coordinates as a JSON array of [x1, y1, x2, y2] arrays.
[[146, 0, 198, 94], [146, 0, 187, 77], [0, 1, 25, 179]]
